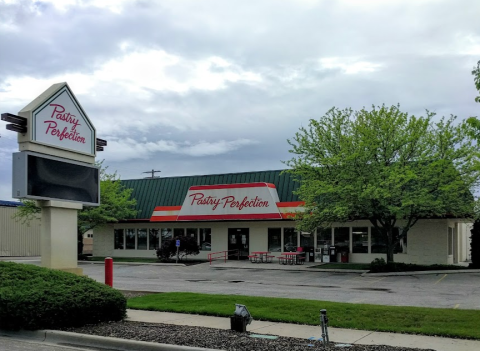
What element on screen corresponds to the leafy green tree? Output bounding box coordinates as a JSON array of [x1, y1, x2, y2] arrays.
[[14, 165, 137, 254], [473, 60, 480, 103], [285, 104, 479, 263], [466, 59, 480, 268]]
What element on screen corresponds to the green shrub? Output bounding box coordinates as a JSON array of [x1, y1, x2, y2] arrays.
[[0, 262, 126, 330], [156, 236, 200, 262], [369, 258, 470, 273], [369, 258, 387, 272]]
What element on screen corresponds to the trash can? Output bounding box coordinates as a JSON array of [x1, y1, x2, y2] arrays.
[[329, 246, 337, 263], [341, 251, 349, 263], [230, 304, 252, 332]]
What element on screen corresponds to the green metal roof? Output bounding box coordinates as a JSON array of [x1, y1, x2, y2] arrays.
[[121, 170, 300, 219]]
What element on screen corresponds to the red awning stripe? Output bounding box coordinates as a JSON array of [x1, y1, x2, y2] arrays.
[[153, 206, 182, 211], [151, 215, 179, 222]]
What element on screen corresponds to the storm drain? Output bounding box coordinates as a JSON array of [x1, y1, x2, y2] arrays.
[[352, 287, 391, 292], [185, 279, 212, 282]]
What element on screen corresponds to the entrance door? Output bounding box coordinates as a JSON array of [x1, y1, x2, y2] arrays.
[[228, 228, 249, 260]]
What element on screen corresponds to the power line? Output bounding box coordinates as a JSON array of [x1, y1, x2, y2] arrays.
[[143, 169, 161, 179]]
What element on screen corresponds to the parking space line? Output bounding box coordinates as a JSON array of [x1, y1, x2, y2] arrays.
[[345, 276, 386, 285], [434, 274, 448, 285]]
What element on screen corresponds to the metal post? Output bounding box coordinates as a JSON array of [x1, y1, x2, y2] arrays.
[[176, 246, 179, 264], [105, 257, 113, 287], [320, 309, 329, 345]]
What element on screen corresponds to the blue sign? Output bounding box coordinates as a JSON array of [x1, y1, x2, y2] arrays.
[[176, 239, 180, 247]]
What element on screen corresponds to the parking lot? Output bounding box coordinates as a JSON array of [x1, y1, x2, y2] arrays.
[[78, 261, 480, 310]]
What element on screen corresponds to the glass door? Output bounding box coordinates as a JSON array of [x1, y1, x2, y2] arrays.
[[228, 228, 249, 260]]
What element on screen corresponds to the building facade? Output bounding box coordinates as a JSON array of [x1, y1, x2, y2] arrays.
[[92, 170, 472, 265], [0, 200, 41, 257]]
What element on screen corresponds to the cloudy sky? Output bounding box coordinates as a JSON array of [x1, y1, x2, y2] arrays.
[[0, 0, 479, 201]]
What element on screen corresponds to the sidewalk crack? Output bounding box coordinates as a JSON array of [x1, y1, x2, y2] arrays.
[[352, 330, 375, 344]]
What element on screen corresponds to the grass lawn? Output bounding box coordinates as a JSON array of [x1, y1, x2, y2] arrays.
[[127, 292, 480, 340], [310, 263, 370, 270]]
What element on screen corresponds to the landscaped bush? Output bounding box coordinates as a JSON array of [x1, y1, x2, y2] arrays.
[[0, 262, 126, 330], [369, 258, 470, 273]]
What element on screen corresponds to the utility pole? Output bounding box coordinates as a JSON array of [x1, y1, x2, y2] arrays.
[[143, 169, 161, 179]]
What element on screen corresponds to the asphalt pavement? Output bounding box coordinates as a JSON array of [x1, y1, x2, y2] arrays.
[[77, 259, 480, 310]]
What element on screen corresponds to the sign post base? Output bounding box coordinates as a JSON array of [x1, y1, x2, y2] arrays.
[[39, 200, 83, 275]]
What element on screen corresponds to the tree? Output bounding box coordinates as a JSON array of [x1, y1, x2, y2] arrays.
[[14, 165, 137, 254], [156, 236, 200, 262], [473, 60, 480, 103], [285, 104, 480, 263], [466, 59, 480, 268]]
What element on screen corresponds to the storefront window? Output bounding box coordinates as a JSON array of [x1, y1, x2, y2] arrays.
[[300, 231, 314, 249], [283, 227, 297, 252], [372, 227, 404, 254], [394, 228, 407, 254], [174, 228, 185, 237], [268, 228, 282, 252], [316, 228, 332, 247], [161, 228, 172, 244], [334, 227, 349, 252], [125, 229, 136, 250], [371, 227, 386, 253], [187, 228, 198, 243], [114, 229, 124, 249], [352, 227, 368, 253], [149, 228, 159, 250], [199, 228, 211, 251], [137, 228, 147, 250]]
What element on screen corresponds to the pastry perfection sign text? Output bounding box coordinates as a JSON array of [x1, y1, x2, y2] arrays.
[[32, 87, 95, 155], [189, 193, 269, 211], [44, 104, 85, 144], [177, 183, 283, 220]]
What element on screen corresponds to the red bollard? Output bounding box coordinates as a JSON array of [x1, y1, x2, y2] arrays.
[[105, 257, 113, 287]]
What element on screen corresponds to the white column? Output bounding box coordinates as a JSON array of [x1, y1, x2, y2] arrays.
[[40, 200, 83, 275]]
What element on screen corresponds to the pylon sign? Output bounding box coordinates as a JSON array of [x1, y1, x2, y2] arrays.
[[17, 82, 96, 164], [8, 82, 100, 205]]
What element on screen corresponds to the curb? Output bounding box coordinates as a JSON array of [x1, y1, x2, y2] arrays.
[[1, 329, 223, 351], [212, 264, 479, 276], [79, 261, 187, 267], [361, 269, 480, 277]]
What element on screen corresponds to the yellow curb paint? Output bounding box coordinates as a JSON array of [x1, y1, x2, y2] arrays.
[[454, 304, 460, 309], [434, 274, 448, 284]]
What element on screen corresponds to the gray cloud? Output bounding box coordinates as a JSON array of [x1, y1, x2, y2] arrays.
[[0, 0, 479, 201]]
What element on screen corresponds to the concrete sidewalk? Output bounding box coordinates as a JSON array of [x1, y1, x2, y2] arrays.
[[127, 309, 480, 351]]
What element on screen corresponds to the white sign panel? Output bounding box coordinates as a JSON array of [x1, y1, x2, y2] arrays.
[[177, 183, 282, 220], [31, 85, 95, 156]]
